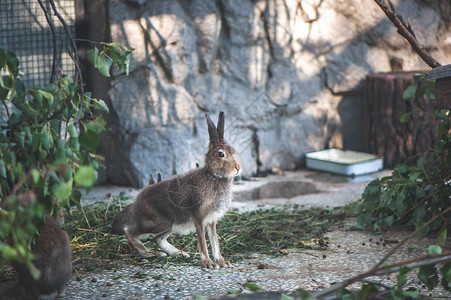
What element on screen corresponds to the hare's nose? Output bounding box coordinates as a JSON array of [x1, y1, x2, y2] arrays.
[[235, 163, 242, 174]]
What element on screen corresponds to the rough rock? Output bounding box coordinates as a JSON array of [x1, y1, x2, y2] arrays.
[[102, 0, 451, 187]]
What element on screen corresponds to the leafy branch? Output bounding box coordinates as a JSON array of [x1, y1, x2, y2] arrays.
[[0, 2, 133, 276]]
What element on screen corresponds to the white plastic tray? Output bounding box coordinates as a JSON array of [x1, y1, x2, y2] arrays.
[[305, 148, 383, 176]]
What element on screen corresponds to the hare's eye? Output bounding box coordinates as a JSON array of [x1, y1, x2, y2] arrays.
[[218, 150, 225, 158]]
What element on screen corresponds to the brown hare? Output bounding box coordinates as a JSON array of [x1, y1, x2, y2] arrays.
[[12, 206, 72, 299], [112, 112, 242, 269]]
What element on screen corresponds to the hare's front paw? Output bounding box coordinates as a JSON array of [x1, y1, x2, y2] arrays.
[[201, 258, 220, 270]]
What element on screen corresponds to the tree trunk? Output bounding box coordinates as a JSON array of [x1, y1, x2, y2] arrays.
[[364, 71, 439, 169]]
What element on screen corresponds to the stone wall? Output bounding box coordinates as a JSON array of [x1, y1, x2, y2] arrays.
[[99, 0, 451, 187]]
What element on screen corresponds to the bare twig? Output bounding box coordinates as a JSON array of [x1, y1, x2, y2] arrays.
[[373, 205, 451, 270], [373, 253, 451, 277], [373, 0, 441, 68], [313, 252, 451, 298], [37, 0, 57, 83], [47, 0, 85, 124]]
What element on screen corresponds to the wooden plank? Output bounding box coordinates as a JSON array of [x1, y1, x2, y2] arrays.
[[427, 64, 451, 80], [364, 72, 439, 168], [435, 78, 451, 109]]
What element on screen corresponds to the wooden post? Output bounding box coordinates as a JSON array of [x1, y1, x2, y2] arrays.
[[364, 71, 439, 168], [427, 64, 451, 110]]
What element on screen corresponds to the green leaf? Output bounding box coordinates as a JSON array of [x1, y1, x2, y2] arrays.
[[394, 164, 409, 174], [442, 262, 451, 281], [119, 51, 132, 75], [400, 112, 411, 123], [243, 281, 261, 292], [40, 90, 54, 106], [79, 130, 99, 152], [408, 171, 420, 182], [416, 156, 426, 169], [0, 75, 12, 101], [87, 47, 99, 68], [397, 266, 411, 288], [14, 78, 25, 96], [23, 126, 31, 138], [227, 289, 241, 295], [40, 132, 51, 152], [280, 294, 294, 300], [403, 84, 417, 100], [53, 181, 73, 203], [415, 185, 426, 198], [9, 111, 23, 126], [415, 218, 429, 237], [28, 88, 43, 104], [440, 262, 451, 292], [383, 215, 394, 227], [94, 99, 109, 112], [408, 244, 418, 254], [0, 159, 6, 178], [418, 265, 439, 290], [67, 124, 79, 138], [364, 179, 380, 196], [6, 51, 19, 77], [0, 48, 6, 68], [424, 83, 435, 100], [1, 244, 19, 262], [402, 289, 419, 298], [86, 118, 106, 134], [71, 189, 82, 210], [31, 169, 40, 184], [360, 283, 379, 298], [32, 133, 40, 151], [6, 151, 16, 165], [97, 52, 113, 77], [14, 132, 25, 148], [428, 245, 442, 255], [108, 44, 123, 63], [438, 228, 447, 247], [71, 137, 80, 151], [74, 165, 97, 188]]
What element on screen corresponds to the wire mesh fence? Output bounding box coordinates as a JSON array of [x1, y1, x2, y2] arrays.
[[0, 0, 77, 88]]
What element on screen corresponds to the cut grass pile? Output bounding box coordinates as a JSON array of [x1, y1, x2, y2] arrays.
[[64, 192, 346, 273]]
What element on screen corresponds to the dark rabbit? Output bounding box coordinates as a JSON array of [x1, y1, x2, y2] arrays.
[[112, 112, 242, 269], [13, 209, 72, 299]]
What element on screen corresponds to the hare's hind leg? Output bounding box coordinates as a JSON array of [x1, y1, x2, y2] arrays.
[[154, 229, 190, 257], [124, 227, 167, 257]]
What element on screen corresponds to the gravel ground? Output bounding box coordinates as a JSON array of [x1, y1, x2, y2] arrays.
[[2, 219, 449, 299], [61, 220, 450, 300], [1, 170, 450, 299]]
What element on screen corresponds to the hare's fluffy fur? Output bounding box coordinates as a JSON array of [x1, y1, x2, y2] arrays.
[[112, 112, 241, 269], [13, 212, 72, 299]]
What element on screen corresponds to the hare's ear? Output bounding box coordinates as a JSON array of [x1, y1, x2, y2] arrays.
[[157, 173, 162, 183], [149, 174, 155, 185], [217, 111, 225, 141], [206, 113, 219, 143]]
